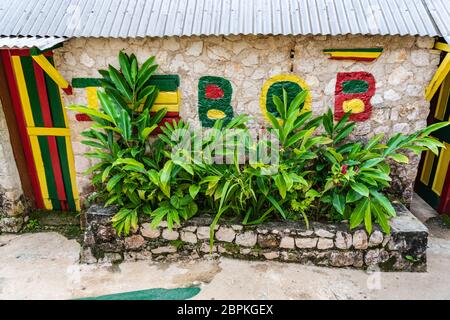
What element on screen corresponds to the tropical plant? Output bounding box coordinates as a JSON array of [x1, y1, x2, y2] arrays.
[[316, 109, 448, 233], [68, 51, 170, 235]]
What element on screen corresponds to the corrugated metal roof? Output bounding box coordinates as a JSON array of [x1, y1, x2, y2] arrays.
[[424, 0, 450, 43], [0, 36, 65, 49], [0, 0, 441, 38]]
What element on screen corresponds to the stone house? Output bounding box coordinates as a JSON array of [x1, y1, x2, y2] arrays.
[[0, 0, 449, 229]]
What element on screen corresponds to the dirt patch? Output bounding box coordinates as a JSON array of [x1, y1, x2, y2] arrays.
[[425, 216, 450, 240], [21, 210, 82, 241], [171, 260, 222, 286]]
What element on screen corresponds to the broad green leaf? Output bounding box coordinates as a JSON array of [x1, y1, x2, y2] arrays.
[[67, 105, 113, 123], [108, 64, 133, 101], [160, 160, 174, 197], [332, 193, 346, 215], [266, 195, 287, 219], [350, 198, 369, 229], [346, 189, 363, 203], [101, 165, 113, 183], [370, 189, 396, 217], [371, 201, 391, 233], [350, 182, 369, 197], [273, 174, 287, 199], [364, 202, 372, 234], [106, 173, 125, 192], [118, 51, 133, 87], [256, 176, 269, 196], [189, 185, 200, 199], [141, 125, 158, 141], [361, 157, 385, 169], [419, 121, 450, 137], [389, 153, 409, 163], [334, 122, 355, 143], [113, 158, 145, 168]]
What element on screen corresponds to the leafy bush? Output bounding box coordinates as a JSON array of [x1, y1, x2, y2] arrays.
[[72, 51, 449, 241]]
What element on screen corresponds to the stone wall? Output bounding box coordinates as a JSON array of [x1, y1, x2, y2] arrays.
[[82, 203, 428, 272], [53, 34, 440, 203], [0, 99, 25, 231]]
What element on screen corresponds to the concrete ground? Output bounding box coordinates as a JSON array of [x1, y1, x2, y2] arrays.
[[0, 193, 449, 300]]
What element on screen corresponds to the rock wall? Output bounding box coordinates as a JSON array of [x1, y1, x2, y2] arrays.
[[0, 99, 25, 231], [82, 203, 428, 272], [53, 34, 440, 203]]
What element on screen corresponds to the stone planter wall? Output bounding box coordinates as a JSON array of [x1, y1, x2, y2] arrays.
[[82, 203, 428, 272]]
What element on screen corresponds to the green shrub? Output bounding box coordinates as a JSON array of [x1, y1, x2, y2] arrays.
[[72, 52, 449, 241]]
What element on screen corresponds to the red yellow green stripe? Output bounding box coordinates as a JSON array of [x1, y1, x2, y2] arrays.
[[21, 55, 61, 209], [33, 60, 68, 207], [323, 48, 383, 62], [32, 54, 72, 94], [1, 50, 44, 208]]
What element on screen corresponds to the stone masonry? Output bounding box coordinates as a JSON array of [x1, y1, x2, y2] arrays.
[[82, 202, 428, 272], [0, 99, 26, 232], [53, 34, 439, 205]]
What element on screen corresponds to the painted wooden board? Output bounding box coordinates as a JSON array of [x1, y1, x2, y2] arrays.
[[7, 51, 79, 211], [323, 48, 383, 62]]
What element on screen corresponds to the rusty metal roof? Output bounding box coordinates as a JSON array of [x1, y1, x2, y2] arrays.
[[0, 0, 442, 39]]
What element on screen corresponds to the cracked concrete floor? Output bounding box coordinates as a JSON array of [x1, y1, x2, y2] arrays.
[[1, 231, 450, 300]]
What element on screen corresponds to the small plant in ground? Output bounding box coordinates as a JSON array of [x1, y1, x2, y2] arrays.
[[442, 215, 450, 229], [23, 219, 40, 232]]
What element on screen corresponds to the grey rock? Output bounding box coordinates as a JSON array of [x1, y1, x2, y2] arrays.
[[335, 231, 352, 249], [353, 252, 364, 268], [197, 226, 210, 240], [215, 227, 236, 242], [151, 246, 177, 254], [162, 229, 179, 241], [295, 237, 318, 249], [231, 225, 243, 231], [183, 226, 197, 232], [279, 236, 295, 249], [330, 252, 355, 267], [353, 230, 368, 249], [298, 230, 314, 237], [180, 231, 197, 244], [97, 225, 116, 242], [124, 235, 145, 250], [317, 238, 334, 250], [235, 231, 257, 247], [200, 242, 217, 253], [365, 249, 390, 265], [257, 234, 280, 248], [263, 251, 280, 260], [314, 228, 334, 238], [140, 223, 161, 239], [368, 230, 384, 247], [0, 216, 23, 233], [256, 228, 268, 234]]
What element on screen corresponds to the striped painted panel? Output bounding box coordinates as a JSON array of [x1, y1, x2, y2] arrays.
[[323, 48, 383, 62], [71, 75, 181, 134], [8, 51, 79, 211]]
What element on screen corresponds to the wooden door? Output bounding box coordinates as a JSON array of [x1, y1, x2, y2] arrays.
[[416, 72, 450, 214], [0, 49, 79, 211]]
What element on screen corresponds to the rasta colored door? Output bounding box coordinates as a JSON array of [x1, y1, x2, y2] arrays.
[[0, 49, 79, 211], [416, 72, 450, 214]]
